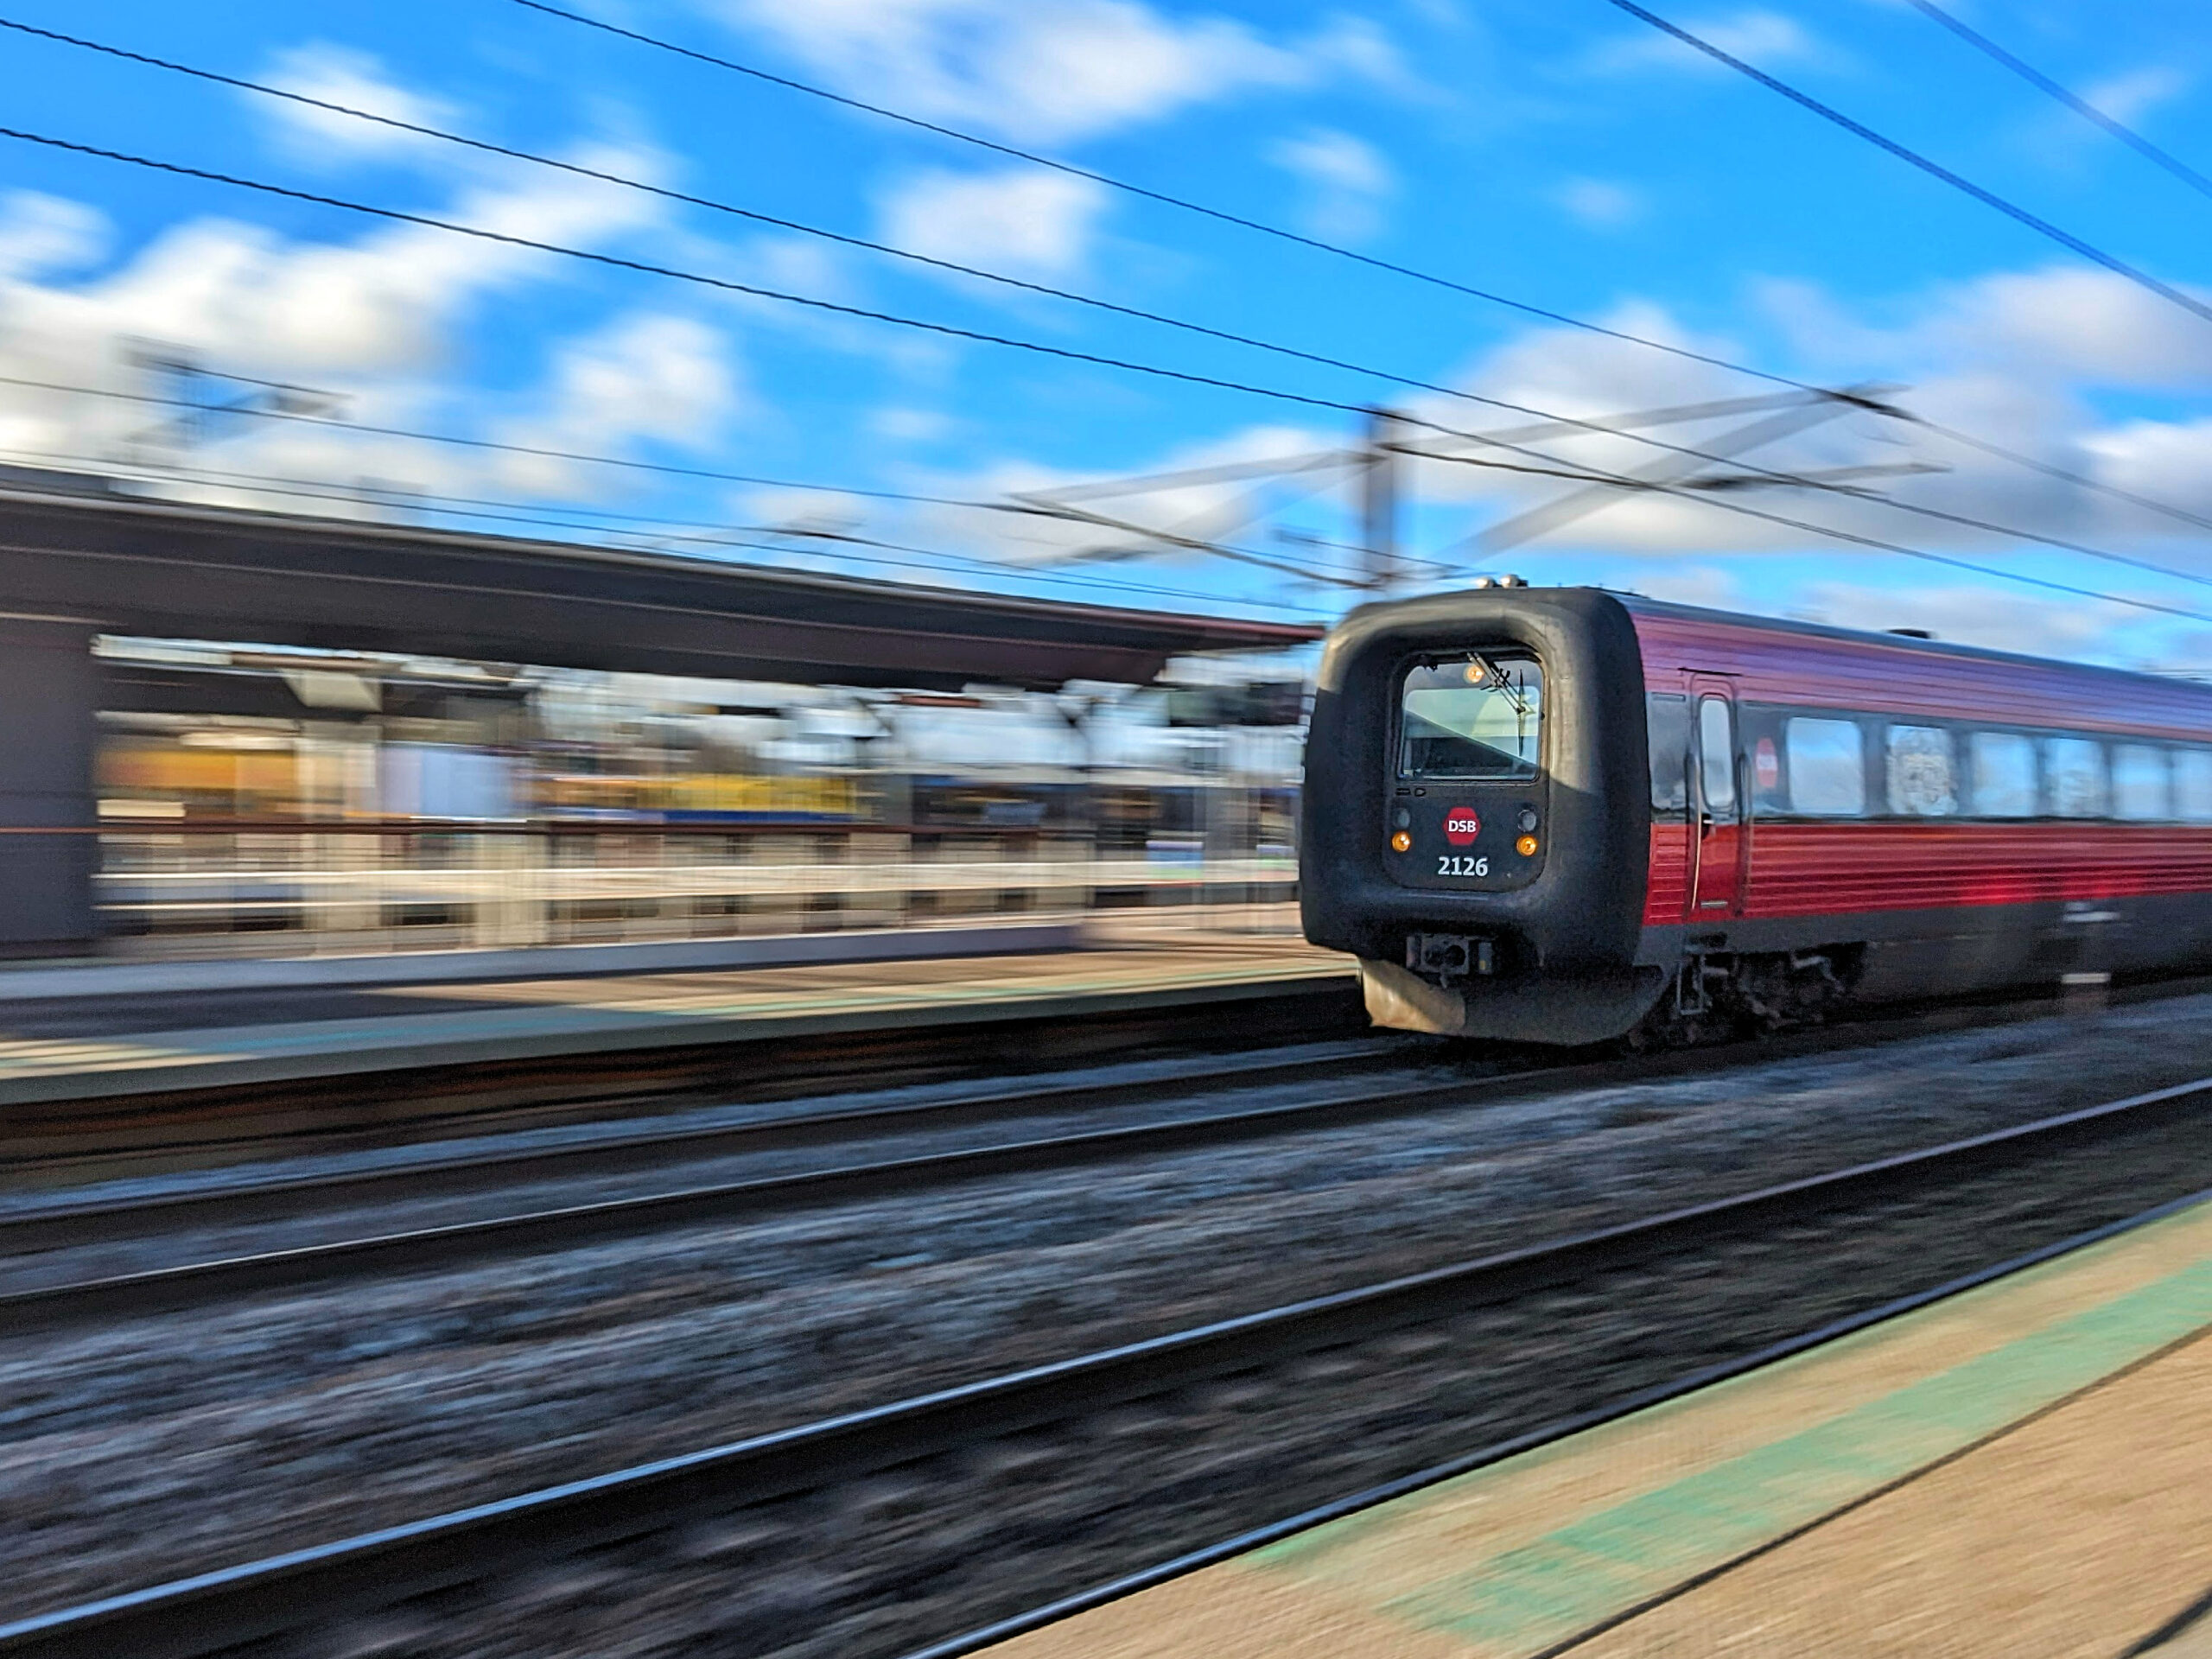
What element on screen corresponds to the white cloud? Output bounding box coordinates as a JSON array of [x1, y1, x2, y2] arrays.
[[870, 405, 958, 443], [738, 486, 868, 530], [255, 44, 461, 165], [37, 144, 665, 380], [1946, 268, 2212, 387], [704, 0, 1378, 144], [1302, 14, 1428, 99], [1368, 261, 2212, 623], [867, 248, 2212, 663], [1583, 9, 1824, 77], [878, 167, 1108, 280], [0, 143, 675, 516], [1556, 177, 1643, 230], [489, 312, 743, 497], [919, 421, 1340, 572], [1623, 563, 1740, 609], [0, 192, 109, 282], [1795, 580, 2117, 658], [1270, 129, 1396, 243], [2081, 66, 2190, 129], [2082, 416, 2212, 531], [1759, 264, 2212, 391]]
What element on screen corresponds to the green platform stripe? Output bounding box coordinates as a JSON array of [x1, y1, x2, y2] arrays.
[[1365, 1255, 2212, 1652]]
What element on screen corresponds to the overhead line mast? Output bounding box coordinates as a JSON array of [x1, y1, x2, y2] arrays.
[[14, 16, 2212, 601], [3, 115, 2207, 624], [1, 30, 2209, 622], [1363, 409, 1403, 593]]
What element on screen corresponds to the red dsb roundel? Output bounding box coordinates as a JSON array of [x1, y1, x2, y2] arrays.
[[1443, 806, 1482, 845], [1754, 737, 1779, 792]]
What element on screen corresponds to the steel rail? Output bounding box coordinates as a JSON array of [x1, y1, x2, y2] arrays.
[[5, 1075, 2209, 1659], [901, 1184, 2212, 1659], [13, 969, 2194, 1262], [4, 984, 2202, 1329], [0, 1062, 1559, 1332], [0, 1038, 1414, 1249], [0, 969, 1370, 1177]]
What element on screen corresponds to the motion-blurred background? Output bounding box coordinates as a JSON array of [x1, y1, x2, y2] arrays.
[[0, 0, 2208, 962]]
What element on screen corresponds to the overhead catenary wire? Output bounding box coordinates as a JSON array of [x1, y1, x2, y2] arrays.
[[45, 397, 2212, 634], [0, 436, 1347, 615], [0, 369, 1046, 517], [0, 21, 1914, 524], [7, 109, 2211, 609], [0, 369, 1548, 588], [502, 0, 1818, 396], [0, 124, 1927, 535], [0, 368, 1890, 520], [1903, 0, 2212, 205], [497, 0, 2212, 550], [17, 19, 2212, 609], [1599, 0, 2212, 332], [4, 125, 2211, 628], [0, 13, 1657, 435]]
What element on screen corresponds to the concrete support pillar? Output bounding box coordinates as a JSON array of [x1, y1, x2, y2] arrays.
[[0, 615, 99, 957]]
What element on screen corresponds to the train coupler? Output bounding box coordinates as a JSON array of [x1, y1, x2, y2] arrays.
[[1406, 932, 1495, 985]]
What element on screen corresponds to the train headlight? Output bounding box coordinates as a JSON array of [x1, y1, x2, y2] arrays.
[[1389, 830, 1412, 853], [1516, 835, 1540, 857]]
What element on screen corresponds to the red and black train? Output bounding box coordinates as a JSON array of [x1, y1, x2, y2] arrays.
[[1300, 587, 2212, 1044]]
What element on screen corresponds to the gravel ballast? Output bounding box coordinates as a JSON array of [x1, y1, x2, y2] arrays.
[[6, 993, 2212, 1649]]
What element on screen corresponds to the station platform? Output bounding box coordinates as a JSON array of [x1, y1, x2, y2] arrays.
[[0, 924, 1351, 1108], [995, 1196, 2212, 1658]]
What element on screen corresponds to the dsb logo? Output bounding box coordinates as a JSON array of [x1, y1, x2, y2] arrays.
[[1443, 806, 1482, 846]]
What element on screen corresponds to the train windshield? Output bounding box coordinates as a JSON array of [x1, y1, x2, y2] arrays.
[[1399, 654, 1543, 779]]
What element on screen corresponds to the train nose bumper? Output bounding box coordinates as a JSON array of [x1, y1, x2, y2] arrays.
[[1358, 958, 1666, 1045]]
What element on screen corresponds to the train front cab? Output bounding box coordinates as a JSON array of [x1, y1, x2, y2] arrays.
[[1300, 587, 1661, 1045]]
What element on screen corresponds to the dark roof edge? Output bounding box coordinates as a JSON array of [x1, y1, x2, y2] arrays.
[[0, 483, 1324, 646], [1611, 589, 2209, 693]]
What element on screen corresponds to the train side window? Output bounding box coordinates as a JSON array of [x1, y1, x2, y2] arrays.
[[1742, 706, 1789, 813], [1886, 725, 1957, 817], [1699, 696, 1735, 813], [1968, 732, 2037, 817], [1654, 690, 1681, 814], [1646, 694, 1689, 814], [1784, 718, 1866, 816], [2113, 745, 2171, 821], [2177, 750, 2212, 823], [2044, 737, 2107, 818]]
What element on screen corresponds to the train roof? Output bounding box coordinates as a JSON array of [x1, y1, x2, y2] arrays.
[[1608, 591, 2190, 681], [1609, 589, 2212, 737], [1333, 584, 2212, 740]]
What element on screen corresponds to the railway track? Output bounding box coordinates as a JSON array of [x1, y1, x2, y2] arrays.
[[13, 967, 2202, 1200], [0, 1035, 1417, 1248], [0, 975, 1372, 1179], [0, 983, 2159, 1330], [6, 1071, 2207, 1659], [0, 1039, 1476, 1328]]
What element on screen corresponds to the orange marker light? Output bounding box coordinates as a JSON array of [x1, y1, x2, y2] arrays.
[[1516, 834, 1540, 857], [1389, 830, 1412, 853]]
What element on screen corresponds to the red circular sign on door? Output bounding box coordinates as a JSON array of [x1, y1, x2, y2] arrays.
[[1443, 806, 1482, 845], [1754, 737, 1779, 793]]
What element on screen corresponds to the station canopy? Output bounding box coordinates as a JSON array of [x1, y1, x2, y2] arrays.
[[0, 482, 1324, 690]]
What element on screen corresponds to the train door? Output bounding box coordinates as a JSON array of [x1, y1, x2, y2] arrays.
[[1688, 677, 1743, 918]]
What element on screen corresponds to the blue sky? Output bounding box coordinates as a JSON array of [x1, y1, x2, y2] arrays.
[[4, 0, 2212, 668]]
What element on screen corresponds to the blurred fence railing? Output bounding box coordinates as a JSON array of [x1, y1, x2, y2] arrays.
[[90, 821, 1301, 958]]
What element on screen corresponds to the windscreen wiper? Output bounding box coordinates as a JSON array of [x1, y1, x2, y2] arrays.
[[1468, 652, 1532, 721]]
